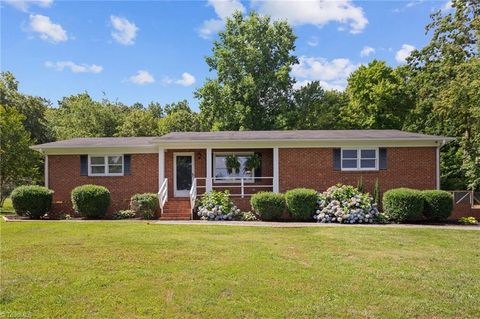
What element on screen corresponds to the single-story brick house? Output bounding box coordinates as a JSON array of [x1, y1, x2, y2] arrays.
[[32, 130, 454, 219]]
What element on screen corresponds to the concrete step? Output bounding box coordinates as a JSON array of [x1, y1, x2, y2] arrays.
[[159, 216, 191, 220]]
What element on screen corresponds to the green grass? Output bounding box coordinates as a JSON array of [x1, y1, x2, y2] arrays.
[[1, 222, 479, 318]]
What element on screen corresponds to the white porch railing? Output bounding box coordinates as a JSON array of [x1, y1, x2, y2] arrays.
[[158, 178, 168, 213], [189, 178, 197, 218]]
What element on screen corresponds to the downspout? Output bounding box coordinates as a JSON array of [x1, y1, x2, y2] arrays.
[[436, 139, 447, 190]]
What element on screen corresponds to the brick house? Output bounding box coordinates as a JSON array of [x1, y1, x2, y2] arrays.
[[32, 130, 454, 220]]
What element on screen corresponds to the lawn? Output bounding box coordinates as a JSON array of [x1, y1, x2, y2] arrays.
[[1, 222, 479, 318]]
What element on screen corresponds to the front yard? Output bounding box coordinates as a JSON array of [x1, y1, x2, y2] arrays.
[[1, 222, 479, 318]]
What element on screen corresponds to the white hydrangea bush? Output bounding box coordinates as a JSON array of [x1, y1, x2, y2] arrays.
[[314, 184, 380, 224], [196, 190, 241, 221]]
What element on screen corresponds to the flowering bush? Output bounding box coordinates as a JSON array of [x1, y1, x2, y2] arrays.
[[314, 184, 380, 224], [196, 190, 241, 221], [458, 216, 478, 225]]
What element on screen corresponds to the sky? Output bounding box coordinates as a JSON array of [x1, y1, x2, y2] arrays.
[[1, 0, 452, 110]]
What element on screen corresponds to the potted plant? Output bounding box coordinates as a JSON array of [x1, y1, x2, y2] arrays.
[[245, 153, 261, 173], [225, 155, 240, 174]]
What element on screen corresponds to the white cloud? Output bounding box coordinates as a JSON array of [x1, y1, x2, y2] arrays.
[[252, 0, 368, 34], [5, 0, 53, 12], [197, 0, 245, 39], [175, 72, 196, 86], [360, 46, 375, 57], [292, 56, 360, 91], [29, 14, 68, 43], [129, 70, 155, 85], [110, 15, 138, 45], [307, 36, 319, 47], [395, 44, 416, 63], [163, 72, 196, 87], [45, 61, 103, 73]]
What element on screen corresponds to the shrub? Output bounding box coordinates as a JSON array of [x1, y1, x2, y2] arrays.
[[196, 190, 240, 221], [113, 209, 137, 220], [421, 190, 453, 221], [285, 188, 318, 221], [130, 193, 158, 219], [71, 185, 110, 219], [240, 211, 258, 221], [382, 188, 424, 222], [458, 216, 478, 225], [314, 184, 381, 224], [11, 185, 53, 219], [250, 192, 285, 221]]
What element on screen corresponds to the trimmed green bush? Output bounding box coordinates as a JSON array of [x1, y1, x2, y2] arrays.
[[422, 190, 453, 221], [131, 193, 158, 219], [11, 185, 53, 219], [285, 188, 318, 221], [250, 192, 285, 221], [382, 188, 424, 222], [71, 185, 110, 219]]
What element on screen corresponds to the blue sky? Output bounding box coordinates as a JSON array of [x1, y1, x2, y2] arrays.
[[1, 0, 451, 110]]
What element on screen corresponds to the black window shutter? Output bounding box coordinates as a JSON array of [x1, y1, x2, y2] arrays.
[[124, 155, 131, 175], [255, 152, 262, 181], [379, 148, 387, 170], [333, 148, 341, 171], [80, 155, 88, 176]]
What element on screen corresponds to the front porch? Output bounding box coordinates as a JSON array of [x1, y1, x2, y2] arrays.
[[157, 147, 279, 219]]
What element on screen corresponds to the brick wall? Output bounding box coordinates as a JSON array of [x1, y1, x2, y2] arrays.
[[279, 147, 437, 194], [48, 154, 158, 216]]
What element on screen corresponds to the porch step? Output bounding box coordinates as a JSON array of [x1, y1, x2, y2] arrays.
[[161, 199, 192, 220]]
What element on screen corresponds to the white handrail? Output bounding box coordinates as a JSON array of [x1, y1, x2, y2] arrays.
[[193, 177, 274, 198], [189, 178, 197, 218], [158, 178, 168, 213]]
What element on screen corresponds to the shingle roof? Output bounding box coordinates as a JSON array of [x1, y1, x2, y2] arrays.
[[31, 137, 157, 149], [155, 130, 452, 141], [31, 130, 453, 149]]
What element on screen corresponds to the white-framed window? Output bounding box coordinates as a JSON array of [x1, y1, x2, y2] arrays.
[[88, 155, 124, 176], [341, 148, 378, 171], [214, 152, 255, 182]]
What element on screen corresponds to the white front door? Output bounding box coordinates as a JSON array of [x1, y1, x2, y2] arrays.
[[174, 153, 194, 197]]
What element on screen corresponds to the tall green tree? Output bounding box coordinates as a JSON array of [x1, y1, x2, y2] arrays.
[[406, 0, 480, 190], [0, 105, 41, 205], [47, 93, 119, 139], [116, 109, 159, 137], [280, 81, 347, 129], [0, 71, 53, 143], [158, 110, 201, 135], [195, 11, 298, 131], [343, 60, 412, 129]]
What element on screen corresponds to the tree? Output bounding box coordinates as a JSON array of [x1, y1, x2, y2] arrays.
[[195, 11, 298, 130], [343, 60, 413, 129], [0, 71, 53, 143], [158, 110, 201, 135], [405, 0, 480, 190], [279, 81, 347, 129], [47, 93, 119, 139], [163, 100, 191, 116], [147, 102, 164, 118], [0, 105, 41, 206], [116, 109, 159, 137]]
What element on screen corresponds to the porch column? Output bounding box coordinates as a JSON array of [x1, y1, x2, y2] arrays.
[[273, 147, 279, 193], [158, 147, 165, 189], [206, 147, 213, 192]]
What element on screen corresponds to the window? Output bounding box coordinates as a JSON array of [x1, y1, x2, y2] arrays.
[[89, 155, 124, 176], [341, 148, 378, 171], [214, 153, 255, 182]]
